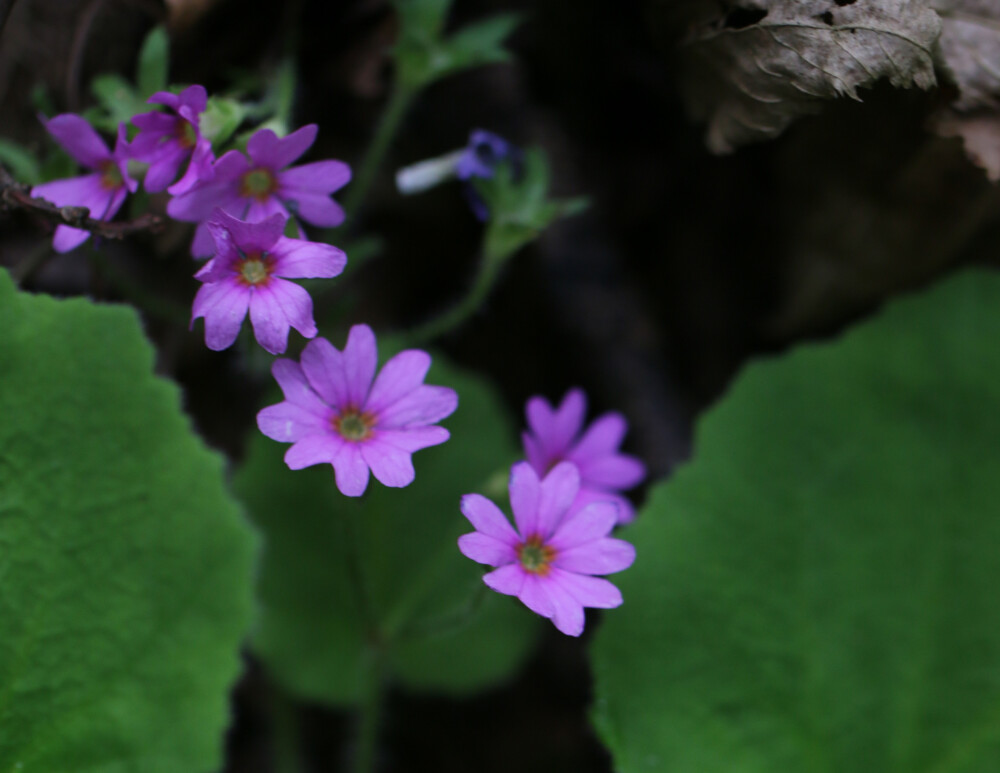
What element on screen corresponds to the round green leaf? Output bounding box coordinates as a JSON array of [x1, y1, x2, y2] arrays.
[[592, 269, 1000, 772], [0, 271, 257, 771], [235, 351, 539, 705]]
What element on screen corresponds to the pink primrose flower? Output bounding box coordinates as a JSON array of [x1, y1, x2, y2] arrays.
[[522, 388, 646, 523], [130, 84, 214, 195], [257, 324, 458, 496], [458, 461, 635, 636], [30, 114, 137, 253], [167, 124, 351, 257], [191, 209, 346, 354]]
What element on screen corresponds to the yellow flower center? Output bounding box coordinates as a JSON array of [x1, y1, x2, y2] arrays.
[[517, 535, 556, 575], [99, 160, 123, 191], [240, 168, 277, 201], [332, 409, 375, 441], [175, 119, 198, 150], [236, 252, 273, 286]]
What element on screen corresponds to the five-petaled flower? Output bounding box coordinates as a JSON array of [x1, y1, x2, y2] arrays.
[[191, 209, 346, 354], [130, 84, 214, 194], [257, 324, 459, 496], [522, 388, 645, 523], [30, 114, 137, 253], [458, 461, 635, 636], [168, 124, 351, 257]]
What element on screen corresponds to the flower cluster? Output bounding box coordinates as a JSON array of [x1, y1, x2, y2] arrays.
[[458, 388, 643, 636], [30, 86, 350, 355]]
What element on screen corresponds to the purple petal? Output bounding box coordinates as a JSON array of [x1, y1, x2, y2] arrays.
[[458, 532, 517, 567], [212, 210, 285, 255], [538, 576, 587, 636], [371, 426, 449, 453], [521, 431, 548, 475], [166, 150, 247, 223], [365, 350, 431, 413], [375, 385, 458, 428], [147, 90, 180, 110], [143, 148, 186, 192], [554, 538, 636, 576], [191, 279, 249, 350], [32, 174, 109, 215], [573, 488, 635, 525], [103, 184, 130, 221], [518, 574, 556, 618], [360, 440, 415, 488], [280, 190, 346, 228], [549, 501, 617, 550], [245, 196, 289, 223], [284, 432, 341, 469], [340, 324, 378, 407], [269, 359, 331, 414], [576, 455, 646, 491], [509, 462, 541, 538], [270, 236, 347, 279], [460, 493, 519, 544], [483, 564, 526, 597], [330, 441, 370, 496], [247, 124, 318, 170], [536, 461, 581, 537], [175, 84, 208, 113], [248, 280, 317, 354], [279, 159, 351, 193], [42, 114, 109, 168], [52, 225, 90, 253], [132, 111, 176, 133], [167, 138, 215, 196], [111, 124, 138, 193], [567, 413, 627, 465], [551, 570, 624, 609], [526, 388, 586, 459], [257, 401, 329, 443]]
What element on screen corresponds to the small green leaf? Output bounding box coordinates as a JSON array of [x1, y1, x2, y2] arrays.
[[201, 96, 247, 149], [90, 74, 147, 131], [0, 138, 42, 185], [476, 149, 588, 262], [136, 26, 169, 98], [592, 269, 1000, 773], [235, 348, 538, 705], [0, 270, 257, 771]]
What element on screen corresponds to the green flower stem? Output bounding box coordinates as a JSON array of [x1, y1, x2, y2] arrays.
[[343, 85, 417, 225], [353, 646, 385, 773], [406, 243, 507, 345]]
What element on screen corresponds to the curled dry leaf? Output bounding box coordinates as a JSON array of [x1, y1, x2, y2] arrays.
[[930, 1, 1000, 180], [673, 0, 940, 152]]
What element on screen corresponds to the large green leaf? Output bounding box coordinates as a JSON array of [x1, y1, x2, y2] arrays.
[[0, 270, 256, 772], [235, 351, 538, 705], [592, 269, 1000, 772]]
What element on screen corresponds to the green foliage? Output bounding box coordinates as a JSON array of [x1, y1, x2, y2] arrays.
[[476, 149, 588, 261], [136, 26, 169, 99], [0, 138, 42, 185], [392, 0, 521, 89], [591, 269, 1000, 772], [86, 74, 150, 134], [0, 270, 257, 771], [202, 96, 248, 149], [235, 349, 538, 705]]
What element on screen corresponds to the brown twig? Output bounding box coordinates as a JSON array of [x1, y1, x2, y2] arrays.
[[0, 165, 164, 239]]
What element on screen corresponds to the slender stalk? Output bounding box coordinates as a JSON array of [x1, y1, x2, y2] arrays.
[[406, 246, 505, 345], [353, 646, 385, 773], [342, 85, 416, 225]]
